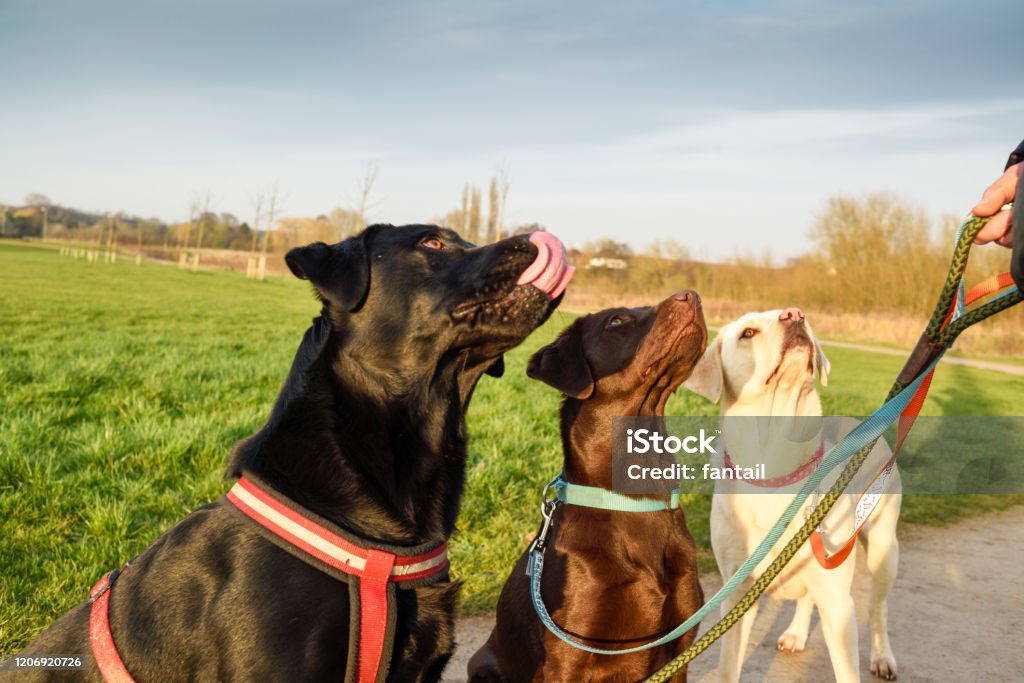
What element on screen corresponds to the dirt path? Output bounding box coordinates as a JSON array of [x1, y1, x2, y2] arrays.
[[819, 339, 1024, 377], [444, 506, 1024, 681]]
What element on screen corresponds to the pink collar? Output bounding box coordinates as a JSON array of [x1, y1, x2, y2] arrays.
[[723, 442, 824, 488]]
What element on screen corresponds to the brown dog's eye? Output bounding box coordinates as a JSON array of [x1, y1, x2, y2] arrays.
[[421, 237, 445, 250], [740, 328, 758, 339]]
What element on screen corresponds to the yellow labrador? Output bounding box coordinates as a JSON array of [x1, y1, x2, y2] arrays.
[[683, 308, 901, 682]]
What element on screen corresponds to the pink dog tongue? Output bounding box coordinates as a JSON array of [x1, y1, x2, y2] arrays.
[[516, 231, 575, 300]]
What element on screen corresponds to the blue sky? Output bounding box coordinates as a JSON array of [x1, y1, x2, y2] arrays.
[[1, 0, 1021, 259]]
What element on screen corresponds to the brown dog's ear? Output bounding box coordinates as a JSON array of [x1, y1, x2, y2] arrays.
[[682, 334, 723, 403], [286, 231, 372, 312], [527, 321, 594, 399]]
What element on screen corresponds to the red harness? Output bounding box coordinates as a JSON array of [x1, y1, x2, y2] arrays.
[[88, 474, 450, 683], [89, 568, 134, 683]]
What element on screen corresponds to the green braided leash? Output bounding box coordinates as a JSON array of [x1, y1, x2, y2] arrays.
[[645, 214, 1022, 683]]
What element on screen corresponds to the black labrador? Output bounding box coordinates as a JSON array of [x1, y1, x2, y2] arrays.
[[14, 224, 571, 682]]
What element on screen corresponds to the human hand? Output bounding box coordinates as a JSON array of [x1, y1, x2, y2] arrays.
[[972, 161, 1022, 247]]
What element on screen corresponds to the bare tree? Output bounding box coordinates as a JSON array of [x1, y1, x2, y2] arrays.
[[468, 186, 481, 244], [89, 215, 105, 262], [192, 192, 214, 272], [584, 238, 633, 259], [486, 177, 499, 243], [186, 199, 200, 249], [328, 206, 359, 241], [495, 162, 510, 242], [257, 184, 282, 281], [353, 162, 379, 234], [24, 193, 51, 207], [179, 199, 200, 268], [278, 216, 333, 247], [106, 213, 119, 263], [247, 190, 265, 278], [647, 238, 691, 287], [136, 216, 145, 265], [460, 184, 470, 237], [647, 238, 690, 262], [250, 190, 265, 254]]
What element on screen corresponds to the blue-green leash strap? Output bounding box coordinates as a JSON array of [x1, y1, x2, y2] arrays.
[[554, 479, 680, 511]]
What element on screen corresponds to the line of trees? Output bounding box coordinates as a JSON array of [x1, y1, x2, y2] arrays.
[[435, 165, 511, 244], [2, 161, 526, 254], [0, 194, 259, 251], [571, 192, 1012, 318], [9, 183, 1000, 321]]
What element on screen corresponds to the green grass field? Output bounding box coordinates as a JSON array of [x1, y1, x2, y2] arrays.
[[2, 240, 1022, 652]]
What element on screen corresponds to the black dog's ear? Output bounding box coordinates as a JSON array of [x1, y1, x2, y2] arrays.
[[485, 355, 505, 378], [527, 321, 594, 399], [285, 234, 372, 312]]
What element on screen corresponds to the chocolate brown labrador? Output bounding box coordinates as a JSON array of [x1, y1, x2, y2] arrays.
[[468, 291, 707, 683]]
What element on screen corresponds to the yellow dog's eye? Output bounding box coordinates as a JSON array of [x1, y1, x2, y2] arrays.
[[740, 328, 758, 339]]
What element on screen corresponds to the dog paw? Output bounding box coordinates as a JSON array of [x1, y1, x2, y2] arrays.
[[870, 655, 898, 680], [776, 632, 807, 653]]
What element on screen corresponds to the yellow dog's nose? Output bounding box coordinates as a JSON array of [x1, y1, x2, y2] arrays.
[[779, 307, 805, 323]]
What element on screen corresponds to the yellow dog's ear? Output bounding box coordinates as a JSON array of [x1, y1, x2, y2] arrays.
[[683, 334, 723, 403], [805, 319, 830, 386], [815, 342, 830, 386]]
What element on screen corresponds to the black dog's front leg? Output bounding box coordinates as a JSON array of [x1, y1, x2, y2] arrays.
[[388, 581, 461, 683]]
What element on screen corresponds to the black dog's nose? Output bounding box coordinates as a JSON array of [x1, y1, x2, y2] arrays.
[[779, 307, 805, 324]]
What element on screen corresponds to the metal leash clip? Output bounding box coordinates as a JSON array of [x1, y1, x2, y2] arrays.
[[526, 475, 562, 574]]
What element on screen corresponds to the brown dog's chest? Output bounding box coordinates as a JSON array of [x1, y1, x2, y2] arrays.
[[540, 507, 703, 657]]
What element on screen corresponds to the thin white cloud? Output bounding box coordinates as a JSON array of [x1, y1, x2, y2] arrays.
[[513, 100, 1024, 171]]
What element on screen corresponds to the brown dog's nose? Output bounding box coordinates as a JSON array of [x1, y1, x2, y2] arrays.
[[672, 290, 699, 304], [779, 307, 805, 323]]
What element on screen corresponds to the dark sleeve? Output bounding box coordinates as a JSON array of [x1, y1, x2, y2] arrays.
[[1011, 142, 1024, 292], [1007, 139, 1024, 170]]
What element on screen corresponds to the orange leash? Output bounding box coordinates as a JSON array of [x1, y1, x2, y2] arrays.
[[810, 271, 1017, 569]]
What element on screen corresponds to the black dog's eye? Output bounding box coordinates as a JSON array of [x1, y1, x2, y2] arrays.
[[421, 237, 445, 250], [740, 328, 758, 339], [607, 316, 628, 328]]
